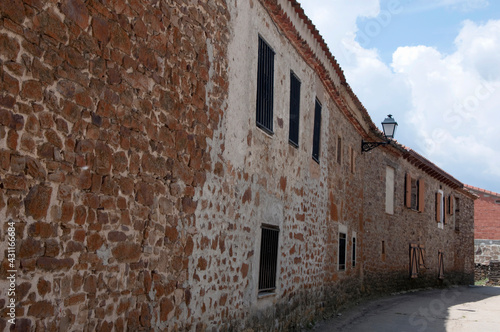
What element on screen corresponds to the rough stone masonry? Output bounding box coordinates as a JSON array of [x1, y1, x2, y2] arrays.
[[0, 0, 230, 330]]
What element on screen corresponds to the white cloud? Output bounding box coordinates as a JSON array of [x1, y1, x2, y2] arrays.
[[298, 1, 500, 191], [391, 20, 500, 189]]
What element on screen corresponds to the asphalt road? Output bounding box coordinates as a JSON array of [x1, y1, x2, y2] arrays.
[[311, 285, 500, 332]]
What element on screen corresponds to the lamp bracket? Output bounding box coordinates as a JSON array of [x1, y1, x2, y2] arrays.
[[361, 140, 388, 153]]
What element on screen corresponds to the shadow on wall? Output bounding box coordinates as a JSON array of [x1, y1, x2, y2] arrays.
[[311, 285, 500, 332]]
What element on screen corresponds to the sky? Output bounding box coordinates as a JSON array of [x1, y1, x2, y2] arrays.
[[298, 0, 500, 194]]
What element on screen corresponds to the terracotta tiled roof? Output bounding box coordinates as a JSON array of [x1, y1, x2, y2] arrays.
[[465, 184, 500, 198], [263, 0, 474, 196]]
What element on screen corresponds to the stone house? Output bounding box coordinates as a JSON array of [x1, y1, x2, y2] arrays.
[[0, 0, 474, 331], [466, 185, 500, 270]]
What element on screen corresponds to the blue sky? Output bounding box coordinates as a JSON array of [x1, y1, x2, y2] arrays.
[[298, 0, 500, 194]]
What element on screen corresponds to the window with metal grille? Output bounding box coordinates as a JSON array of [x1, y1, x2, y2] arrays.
[[289, 72, 301, 147], [352, 237, 356, 267], [258, 226, 279, 293], [312, 99, 322, 163], [339, 232, 346, 271], [256, 36, 275, 134]]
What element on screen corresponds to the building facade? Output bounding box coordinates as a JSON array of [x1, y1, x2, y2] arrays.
[[467, 185, 500, 265], [0, 0, 474, 331]]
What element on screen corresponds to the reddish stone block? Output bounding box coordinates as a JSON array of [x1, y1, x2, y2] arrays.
[[64, 293, 86, 306], [18, 237, 44, 259], [108, 231, 126, 242], [61, 0, 89, 30], [7, 129, 18, 150], [135, 181, 154, 206], [26, 157, 47, 181], [160, 298, 174, 321], [28, 221, 57, 238], [110, 23, 131, 54], [3, 174, 27, 190], [37, 278, 51, 296], [1, 0, 26, 24], [36, 257, 74, 271], [87, 233, 104, 252], [24, 184, 52, 220], [20, 80, 43, 101], [28, 300, 55, 318], [0, 33, 20, 61], [33, 11, 67, 44], [60, 201, 74, 223], [73, 228, 86, 242], [111, 242, 141, 263]]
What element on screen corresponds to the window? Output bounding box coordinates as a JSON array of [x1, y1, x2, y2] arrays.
[[256, 36, 275, 134], [312, 99, 322, 163], [337, 136, 342, 164], [385, 166, 395, 214], [405, 174, 424, 212], [258, 225, 279, 294], [289, 72, 301, 147], [436, 190, 444, 229], [352, 236, 356, 267], [338, 232, 346, 271]]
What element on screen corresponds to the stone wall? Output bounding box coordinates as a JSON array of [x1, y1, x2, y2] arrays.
[[0, 0, 229, 330], [475, 240, 500, 265], [0, 0, 476, 331], [362, 149, 475, 294]]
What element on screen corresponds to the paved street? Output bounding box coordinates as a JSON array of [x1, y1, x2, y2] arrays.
[[311, 286, 500, 332]]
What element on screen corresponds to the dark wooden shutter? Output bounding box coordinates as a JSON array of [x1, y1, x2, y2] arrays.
[[410, 243, 419, 278], [418, 244, 426, 269], [438, 251, 444, 280], [312, 99, 321, 163], [436, 192, 442, 222], [405, 173, 412, 208], [449, 195, 454, 215], [288, 72, 301, 146], [418, 179, 425, 212]]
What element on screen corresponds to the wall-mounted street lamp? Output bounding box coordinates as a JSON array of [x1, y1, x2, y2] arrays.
[[361, 114, 398, 153]]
